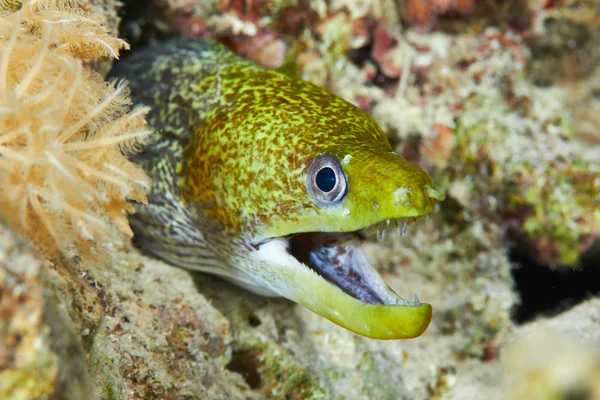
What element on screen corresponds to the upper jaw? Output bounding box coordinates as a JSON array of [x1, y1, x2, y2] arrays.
[[288, 216, 423, 305], [357, 216, 421, 241]]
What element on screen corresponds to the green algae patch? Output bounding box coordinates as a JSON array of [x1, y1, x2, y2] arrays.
[[0, 358, 59, 400], [101, 383, 116, 400], [225, 319, 328, 399], [450, 89, 598, 266]]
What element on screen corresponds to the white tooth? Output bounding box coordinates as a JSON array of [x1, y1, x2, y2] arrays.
[[414, 295, 420, 306], [402, 222, 408, 236], [404, 298, 410, 306], [377, 228, 385, 241], [386, 219, 390, 226]]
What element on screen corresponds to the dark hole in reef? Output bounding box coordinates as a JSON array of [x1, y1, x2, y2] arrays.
[[248, 315, 262, 327], [347, 43, 399, 92], [225, 350, 262, 389], [511, 249, 600, 324], [115, 0, 174, 56], [563, 387, 592, 400]]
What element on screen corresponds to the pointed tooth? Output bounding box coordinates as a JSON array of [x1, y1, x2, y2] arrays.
[[402, 222, 408, 236], [386, 219, 390, 226], [414, 295, 420, 306], [377, 228, 385, 241], [403, 298, 410, 306]]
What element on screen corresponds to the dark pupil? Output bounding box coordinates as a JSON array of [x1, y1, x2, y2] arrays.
[[315, 167, 336, 193]]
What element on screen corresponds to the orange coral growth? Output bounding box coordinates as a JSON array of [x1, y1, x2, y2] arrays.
[[0, 0, 151, 258], [402, 0, 475, 26]]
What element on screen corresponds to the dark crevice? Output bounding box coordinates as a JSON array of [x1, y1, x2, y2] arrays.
[[116, 0, 175, 58], [225, 350, 263, 389], [248, 315, 262, 327], [347, 43, 400, 92], [511, 249, 600, 324]]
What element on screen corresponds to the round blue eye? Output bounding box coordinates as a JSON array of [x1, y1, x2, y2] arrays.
[[315, 167, 336, 192], [308, 155, 347, 205]]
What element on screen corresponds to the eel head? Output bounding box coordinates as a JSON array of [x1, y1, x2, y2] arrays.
[[245, 149, 445, 340]]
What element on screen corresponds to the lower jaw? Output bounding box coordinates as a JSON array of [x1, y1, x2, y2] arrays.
[[276, 231, 433, 339], [285, 264, 433, 340]]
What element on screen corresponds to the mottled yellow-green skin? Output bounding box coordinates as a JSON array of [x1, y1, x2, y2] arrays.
[[112, 40, 443, 339], [185, 66, 388, 236]]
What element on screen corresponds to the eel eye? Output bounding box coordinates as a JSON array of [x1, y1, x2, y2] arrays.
[[308, 155, 347, 205]]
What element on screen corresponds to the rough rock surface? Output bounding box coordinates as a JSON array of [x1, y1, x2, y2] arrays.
[[0, 222, 90, 400], [2, 217, 598, 399], [0, 215, 513, 399]]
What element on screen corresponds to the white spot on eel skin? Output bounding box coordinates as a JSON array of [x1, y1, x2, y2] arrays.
[[394, 187, 410, 198]]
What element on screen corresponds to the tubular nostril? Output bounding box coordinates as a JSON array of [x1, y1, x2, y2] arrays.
[[424, 184, 445, 201]]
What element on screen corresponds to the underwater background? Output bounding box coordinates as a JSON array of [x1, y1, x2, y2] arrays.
[[0, 0, 598, 399]]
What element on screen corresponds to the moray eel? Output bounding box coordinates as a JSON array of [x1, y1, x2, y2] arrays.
[[111, 40, 445, 339]]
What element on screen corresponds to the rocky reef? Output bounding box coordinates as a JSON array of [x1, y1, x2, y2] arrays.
[[0, 0, 598, 399]]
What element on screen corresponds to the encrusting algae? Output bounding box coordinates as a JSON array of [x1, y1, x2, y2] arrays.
[[0, 0, 151, 259]]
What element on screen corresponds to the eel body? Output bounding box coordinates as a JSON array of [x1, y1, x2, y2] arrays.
[[111, 40, 445, 339]]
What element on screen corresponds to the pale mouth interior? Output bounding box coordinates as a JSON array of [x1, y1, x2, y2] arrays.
[[286, 218, 420, 305]]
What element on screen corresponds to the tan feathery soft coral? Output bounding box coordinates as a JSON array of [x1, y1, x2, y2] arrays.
[[1, 0, 129, 58], [0, 0, 151, 258]]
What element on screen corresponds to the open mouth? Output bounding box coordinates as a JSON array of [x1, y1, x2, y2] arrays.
[[287, 217, 421, 305]]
